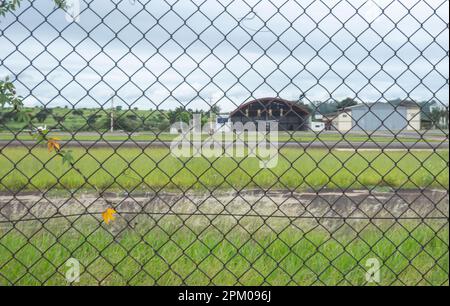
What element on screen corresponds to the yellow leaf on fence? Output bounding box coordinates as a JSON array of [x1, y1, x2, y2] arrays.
[[102, 208, 117, 224], [47, 137, 61, 152]]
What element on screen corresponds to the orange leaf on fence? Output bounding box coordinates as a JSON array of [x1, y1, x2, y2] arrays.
[[102, 208, 117, 224], [47, 137, 61, 152]]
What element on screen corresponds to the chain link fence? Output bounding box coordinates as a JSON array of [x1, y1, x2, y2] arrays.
[[0, 0, 448, 285]]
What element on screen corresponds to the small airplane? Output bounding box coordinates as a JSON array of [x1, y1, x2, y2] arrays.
[[22, 125, 48, 135], [35, 124, 47, 132]]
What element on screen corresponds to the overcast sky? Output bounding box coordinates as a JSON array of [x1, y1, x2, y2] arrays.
[[0, 0, 448, 112]]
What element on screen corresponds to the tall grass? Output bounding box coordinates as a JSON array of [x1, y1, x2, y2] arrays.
[[0, 216, 447, 285], [0, 147, 448, 192]]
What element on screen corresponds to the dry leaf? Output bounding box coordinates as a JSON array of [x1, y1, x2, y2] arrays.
[[47, 137, 61, 152], [102, 208, 117, 224]]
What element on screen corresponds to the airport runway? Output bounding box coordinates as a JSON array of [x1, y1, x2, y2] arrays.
[[0, 140, 448, 150]]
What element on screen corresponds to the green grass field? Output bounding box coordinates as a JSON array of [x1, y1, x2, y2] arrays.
[[0, 216, 447, 285], [0, 146, 448, 286], [0, 147, 448, 192]]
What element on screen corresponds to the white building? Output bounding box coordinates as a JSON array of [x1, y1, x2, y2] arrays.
[[215, 114, 232, 133], [323, 110, 352, 131], [310, 121, 325, 132], [324, 101, 421, 132]]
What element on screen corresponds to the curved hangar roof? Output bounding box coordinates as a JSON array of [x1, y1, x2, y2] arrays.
[[229, 97, 310, 117]]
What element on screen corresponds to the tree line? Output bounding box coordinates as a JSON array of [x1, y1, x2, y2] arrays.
[[0, 99, 448, 132]]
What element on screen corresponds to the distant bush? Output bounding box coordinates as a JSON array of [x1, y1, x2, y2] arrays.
[[35, 109, 52, 122], [158, 119, 170, 132], [72, 109, 84, 116], [87, 114, 101, 128], [98, 113, 143, 132]]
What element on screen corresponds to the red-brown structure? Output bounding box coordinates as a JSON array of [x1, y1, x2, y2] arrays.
[[229, 97, 310, 131]]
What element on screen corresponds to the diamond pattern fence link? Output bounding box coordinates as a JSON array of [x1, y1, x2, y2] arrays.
[[0, 0, 448, 285]]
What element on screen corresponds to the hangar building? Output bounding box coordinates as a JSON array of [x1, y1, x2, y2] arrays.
[[229, 97, 310, 131], [324, 101, 421, 132]]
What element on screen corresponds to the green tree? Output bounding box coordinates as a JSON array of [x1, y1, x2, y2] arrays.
[[167, 107, 192, 124], [0, 111, 14, 124], [72, 109, 84, 116], [100, 114, 142, 132], [35, 109, 50, 122], [87, 114, 100, 127], [54, 115, 65, 123], [0, 77, 22, 110], [429, 108, 448, 129], [337, 97, 357, 109], [1, 0, 67, 17], [126, 114, 137, 121], [209, 104, 221, 115], [158, 118, 170, 131]]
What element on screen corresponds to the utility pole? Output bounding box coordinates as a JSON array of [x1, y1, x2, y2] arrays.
[[110, 95, 114, 133], [209, 96, 216, 133]]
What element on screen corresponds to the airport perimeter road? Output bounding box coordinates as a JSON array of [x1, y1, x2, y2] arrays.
[[0, 140, 448, 150]]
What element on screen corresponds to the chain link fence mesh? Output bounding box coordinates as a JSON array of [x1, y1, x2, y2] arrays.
[[0, 0, 448, 285]]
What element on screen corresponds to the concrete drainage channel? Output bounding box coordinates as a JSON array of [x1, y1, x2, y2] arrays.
[[1, 189, 448, 229]]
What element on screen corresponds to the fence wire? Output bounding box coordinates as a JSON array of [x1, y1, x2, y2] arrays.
[[0, 0, 448, 285]]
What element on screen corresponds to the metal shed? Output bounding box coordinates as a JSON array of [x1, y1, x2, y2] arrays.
[[346, 101, 421, 132]]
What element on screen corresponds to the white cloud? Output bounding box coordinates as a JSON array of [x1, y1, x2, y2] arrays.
[[0, 0, 447, 110]]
